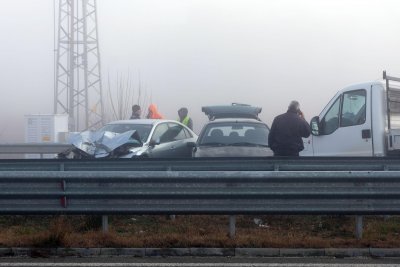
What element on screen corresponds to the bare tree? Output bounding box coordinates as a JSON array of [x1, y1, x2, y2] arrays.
[[104, 72, 150, 122]]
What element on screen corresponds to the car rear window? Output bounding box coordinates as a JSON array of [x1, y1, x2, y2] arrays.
[[199, 122, 269, 146]]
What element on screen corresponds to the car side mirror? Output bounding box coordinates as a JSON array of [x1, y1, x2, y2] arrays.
[[186, 142, 196, 148], [310, 116, 320, 136], [149, 138, 161, 147]]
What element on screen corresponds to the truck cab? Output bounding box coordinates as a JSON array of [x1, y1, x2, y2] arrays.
[[301, 71, 400, 157]]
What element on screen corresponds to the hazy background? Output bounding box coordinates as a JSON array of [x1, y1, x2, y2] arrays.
[[1, 0, 400, 141]]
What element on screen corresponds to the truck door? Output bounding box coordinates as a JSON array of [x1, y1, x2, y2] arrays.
[[311, 88, 372, 156]]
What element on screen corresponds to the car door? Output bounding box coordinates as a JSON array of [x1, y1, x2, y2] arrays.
[[311, 88, 372, 156], [148, 122, 175, 157], [167, 122, 194, 157]]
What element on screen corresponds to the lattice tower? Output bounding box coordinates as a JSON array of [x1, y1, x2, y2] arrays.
[[54, 0, 104, 131]]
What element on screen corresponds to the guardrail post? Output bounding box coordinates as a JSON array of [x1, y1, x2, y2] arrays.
[[383, 165, 392, 221], [229, 215, 236, 239], [102, 215, 109, 233], [355, 215, 363, 239]]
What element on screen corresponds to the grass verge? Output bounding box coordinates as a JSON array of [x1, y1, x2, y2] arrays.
[[0, 215, 399, 248]]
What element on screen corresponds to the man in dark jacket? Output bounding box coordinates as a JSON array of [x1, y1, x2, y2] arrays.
[[130, 105, 141, 119], [268, 101, 311, 156]]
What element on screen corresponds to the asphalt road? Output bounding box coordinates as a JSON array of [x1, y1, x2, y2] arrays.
[[1, 257, 400, 267]]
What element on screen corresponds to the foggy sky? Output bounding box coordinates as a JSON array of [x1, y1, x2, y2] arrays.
[[1, 0, 400, 141]]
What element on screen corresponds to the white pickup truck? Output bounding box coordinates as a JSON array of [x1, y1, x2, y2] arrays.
[[301, 71, 400, 157]]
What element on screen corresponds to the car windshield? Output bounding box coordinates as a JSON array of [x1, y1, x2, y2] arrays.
[[100, 123, 153, 142], [199, 122, 269, 147]]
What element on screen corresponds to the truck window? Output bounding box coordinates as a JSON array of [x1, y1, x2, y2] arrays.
[[320, 96, 341, 135], [340, 90, 366, 127]]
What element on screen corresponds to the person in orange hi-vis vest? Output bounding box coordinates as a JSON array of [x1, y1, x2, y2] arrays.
[[146, 104, 164, 119]]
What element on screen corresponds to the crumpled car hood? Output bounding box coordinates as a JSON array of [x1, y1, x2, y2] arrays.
[[65, 130, 142, 158]]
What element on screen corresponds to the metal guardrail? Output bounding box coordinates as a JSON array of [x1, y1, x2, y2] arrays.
[[1, 143, 400, 172], [1, 170, 400, 215], [1, 157, 400, 171], [0, 169, 400, 238], [2, 154, 400, 238], [0, 171, 400, 215], [0, 143, 72, 158]]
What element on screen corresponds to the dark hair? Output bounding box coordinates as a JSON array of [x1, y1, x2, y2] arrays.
[[178, 107, 188, 115], [132, 104, 141, 112]]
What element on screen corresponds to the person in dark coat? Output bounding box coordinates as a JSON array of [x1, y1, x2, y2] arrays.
[[130, 104, 141, 119], [268, 100, 311, 156]]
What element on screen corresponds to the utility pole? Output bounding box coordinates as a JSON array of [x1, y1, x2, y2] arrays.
[[54, 0, 104, 132]]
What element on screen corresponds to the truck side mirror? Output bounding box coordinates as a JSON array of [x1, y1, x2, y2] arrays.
[[310, 116, 320, 136]]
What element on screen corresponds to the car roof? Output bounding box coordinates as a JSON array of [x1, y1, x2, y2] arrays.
[[106, 119, 177, 125], [105, 119, 198, 136], [202, 105, 262, 120]]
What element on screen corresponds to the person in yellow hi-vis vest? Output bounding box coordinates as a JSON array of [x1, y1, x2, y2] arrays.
[[178, 107, 193, 130]]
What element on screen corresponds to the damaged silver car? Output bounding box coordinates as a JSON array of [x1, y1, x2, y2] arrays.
[[59, 119, 198, 159]]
